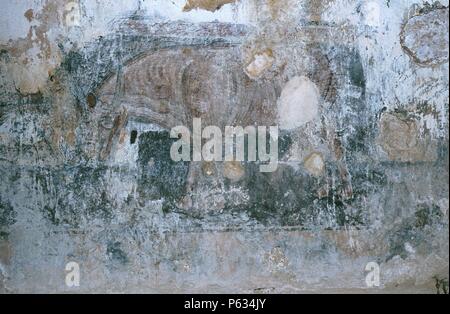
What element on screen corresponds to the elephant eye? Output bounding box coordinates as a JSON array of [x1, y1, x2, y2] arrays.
[[130, 130, 138, 145]]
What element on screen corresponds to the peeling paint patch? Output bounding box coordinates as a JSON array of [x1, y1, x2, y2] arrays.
[[244, 49, 274, 79], [401, 7, 449, 66], [24, 9, 34, 22], [223, 161, 245, 182], [303, 152, 325, 177], [183, 0, 236, 12], [377, 112, 437, 162]]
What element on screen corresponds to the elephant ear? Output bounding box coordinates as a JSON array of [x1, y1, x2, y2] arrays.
[[179, 47, 280, 129]]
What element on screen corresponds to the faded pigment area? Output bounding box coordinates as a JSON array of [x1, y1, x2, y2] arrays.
[[0, 0, 449, 293]]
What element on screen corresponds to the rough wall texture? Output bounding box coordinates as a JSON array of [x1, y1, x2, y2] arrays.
[[0, 0, 448, 293]]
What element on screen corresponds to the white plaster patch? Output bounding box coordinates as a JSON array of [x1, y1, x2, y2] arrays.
[[277, 76, 320, 130], [361, 1, 381, 28]]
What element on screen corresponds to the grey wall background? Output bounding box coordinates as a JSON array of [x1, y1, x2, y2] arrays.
[[0, 0, 448, 293]]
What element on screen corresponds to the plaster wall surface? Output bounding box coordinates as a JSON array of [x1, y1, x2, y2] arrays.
[[0, 0, 448, 293]]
